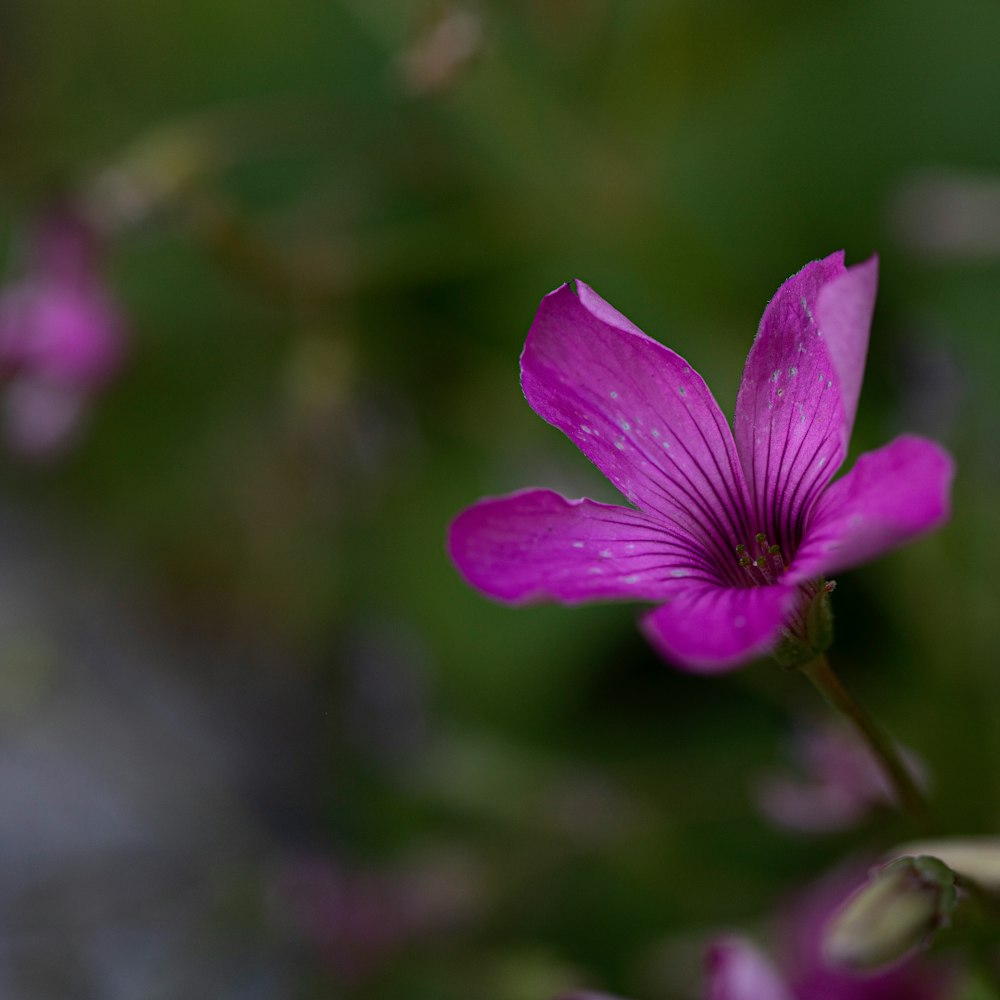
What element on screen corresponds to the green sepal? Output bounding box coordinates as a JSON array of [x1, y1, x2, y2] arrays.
[[773, 581, 834, 668], [805, 581, 834, 651], [773, 630, 815, 668]]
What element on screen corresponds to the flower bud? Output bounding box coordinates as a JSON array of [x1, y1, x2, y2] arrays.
[[889, 837, 1000, 893], [823, 856, 957, 971]]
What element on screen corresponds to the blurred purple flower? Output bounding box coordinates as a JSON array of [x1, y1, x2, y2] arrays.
[[708, 937, 794, 1000], [708, 926, 955, 1000], [0, 207, 126, 455], [558, 868, 959, 1000], [754, 722, 927, 834], [449, 253, 954, 671], [770, 866, 958, 1000], [706, 863, 960, 1000], [274, 852, 484, 984]]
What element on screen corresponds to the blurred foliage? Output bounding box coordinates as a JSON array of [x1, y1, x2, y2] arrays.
[[1, 0, 1000, 997]]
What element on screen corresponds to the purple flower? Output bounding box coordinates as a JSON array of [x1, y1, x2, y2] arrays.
[[708, 937, 795, 1000], [772, 866, 959, 1000], [707, 929, 954, 1000], [0, 207, 126, 455], [558, 867, 959, 1000], [706, 864, 959, 1000], [754, 721, 927, 834], [449, 254, 954, 670]]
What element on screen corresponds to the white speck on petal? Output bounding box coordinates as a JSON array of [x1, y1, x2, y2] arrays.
[[580, 424, 592, 435], [733, 615, 747, 628], [788, 366, 798, 377], [614, 439, 625, 451], [599, 549, 612, 558], [678, 386, 687, 397], [626, 543, 636, 552], [588, 566, 602, 575], [772, 369, 781, 382], [826, 379, 832, 389], [776, 388, 784, 397], [670, 569, 688, 578], [624, 575, 639, 584], [610, 390, 618, 399], [661, 440, 671, 450], [651, 428, 660, 438], [818, 456, 826, 468], [620, 420, 631, 431], [571, 541, 584, 549]]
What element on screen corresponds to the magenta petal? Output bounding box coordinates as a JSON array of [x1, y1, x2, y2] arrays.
[[706, 937, 794, 1000], [789, 435, 955, 581], [448, 488, 722, 605], [815, 256, 878, 444], [521, 282, 752, 584], [641, 583, 796, 673], [734, 254, 876, 560]]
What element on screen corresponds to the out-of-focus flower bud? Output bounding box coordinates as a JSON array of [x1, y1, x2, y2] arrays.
[[755, 720, 927, 834], [889, 837, 1000, 893], [889, 169, 1000, 260], [398, 4, 482, 96], [823, 856, 957, 972]]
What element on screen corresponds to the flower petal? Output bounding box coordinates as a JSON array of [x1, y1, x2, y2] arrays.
[[788, 434, 954, 581], [448, 488, 722, 605], [816, 255, 879, 443], [733, 254, 877, 561], [521, 282, 753, 586], [706, 937, 794, 1000], [641, 582, 797, 673]]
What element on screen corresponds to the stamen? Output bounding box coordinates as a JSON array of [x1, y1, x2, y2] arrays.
[[769, 543, 785, 573], [734, 533, 789, 587]]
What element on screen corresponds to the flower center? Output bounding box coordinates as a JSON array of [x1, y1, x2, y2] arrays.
[[735, 532, 786, 587]]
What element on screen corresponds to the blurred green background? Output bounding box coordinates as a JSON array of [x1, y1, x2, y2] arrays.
[[0, 0, 998, 997]]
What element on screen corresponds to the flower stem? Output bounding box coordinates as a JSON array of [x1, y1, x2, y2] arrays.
[[799, 655, 936, 832]]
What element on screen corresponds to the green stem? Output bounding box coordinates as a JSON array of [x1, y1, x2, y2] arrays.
[[799, 655, 936, 832]]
